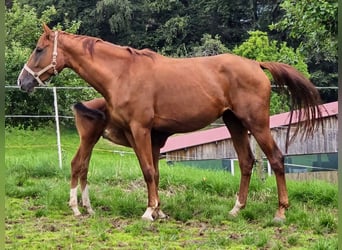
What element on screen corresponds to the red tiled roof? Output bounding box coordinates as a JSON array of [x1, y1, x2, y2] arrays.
[[160, 101, 337, 153]]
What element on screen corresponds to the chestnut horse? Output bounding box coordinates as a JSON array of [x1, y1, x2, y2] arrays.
[[18, 24, 322, 222]]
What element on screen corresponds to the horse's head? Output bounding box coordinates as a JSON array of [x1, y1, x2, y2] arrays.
[[17, 24, 64, 93]]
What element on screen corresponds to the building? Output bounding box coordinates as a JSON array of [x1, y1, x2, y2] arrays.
[[161, 102, 338, 174]]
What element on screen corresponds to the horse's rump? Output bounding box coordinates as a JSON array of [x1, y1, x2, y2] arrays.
[[73, 102, 106, 121]]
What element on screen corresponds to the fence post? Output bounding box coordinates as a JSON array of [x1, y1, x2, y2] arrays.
[[53, 87, 63, 169], [267, 161, 272, 176], [230, 159, 235, 176]]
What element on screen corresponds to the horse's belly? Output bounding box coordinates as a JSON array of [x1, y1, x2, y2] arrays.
[[153, 110, 220, 133], [103, 124, 131, 147]]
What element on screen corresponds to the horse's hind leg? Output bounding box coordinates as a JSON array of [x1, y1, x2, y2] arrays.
[[70, 147, 89, 216], [234, 108, 289, 221], [223, 110, 255, 216], [248, 126, 288, 221], [70, 112, 105, 216]]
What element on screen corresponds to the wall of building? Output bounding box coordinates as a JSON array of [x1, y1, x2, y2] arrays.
[[165, 116, 338, 162]]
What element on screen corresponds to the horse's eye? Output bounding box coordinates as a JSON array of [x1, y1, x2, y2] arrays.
[[36, 47, 43, 53]]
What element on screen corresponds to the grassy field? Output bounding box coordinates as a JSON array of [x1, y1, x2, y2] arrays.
[[5, 128, 338, 249]]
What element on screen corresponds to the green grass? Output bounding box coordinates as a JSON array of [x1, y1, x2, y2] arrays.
[[5, 127, 338, 249]]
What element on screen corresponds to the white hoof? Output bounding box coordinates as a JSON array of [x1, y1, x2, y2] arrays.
[[273, 216, 286, 223], [71, 207, 82, 217], [229, 196, 243, 217], [141, 207, 156, 221], [86, 207, 95, 215], [69, 187, 81, 216], [229, 209, 239, 217], [157, 209, 168, 219]]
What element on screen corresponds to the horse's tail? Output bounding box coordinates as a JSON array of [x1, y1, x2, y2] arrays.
[[259, 61, 323, 151], [72, 102, 106, 121]]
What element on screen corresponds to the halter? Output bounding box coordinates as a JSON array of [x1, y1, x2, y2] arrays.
[[19, 31, 59, 86]]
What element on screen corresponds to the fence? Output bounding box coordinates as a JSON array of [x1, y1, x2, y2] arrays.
[[5, 86, 97, 169], [5, 85, 338, 171], [286, 171, 338, 184]]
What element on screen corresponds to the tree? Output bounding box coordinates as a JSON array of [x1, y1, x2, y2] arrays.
[[233, 30, 309, 76], [191, 34, 230, 57], [233, 30, 310, 114], [157, 15, 190, 56], [5, 0, 56, 48], [270, 0, 338, 102], [96, 0, 132, 34], [5, 1, 96, 128], [270, 0, 337, 63], [14, 0, 284, 56]]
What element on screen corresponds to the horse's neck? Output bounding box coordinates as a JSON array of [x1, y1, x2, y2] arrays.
[[61, 34, 129, 98]]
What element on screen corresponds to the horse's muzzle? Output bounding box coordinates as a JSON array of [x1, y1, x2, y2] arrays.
[[18, 77, 37, 93]]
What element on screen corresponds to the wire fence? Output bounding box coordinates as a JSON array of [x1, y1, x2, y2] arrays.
[[6, 86, 98, 168], [5, 85, 338, 171]]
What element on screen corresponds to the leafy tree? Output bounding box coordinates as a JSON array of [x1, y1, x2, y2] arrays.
[[96, 0, 132, 34], [5, 1, 56, 48], [233, 30, 309, 76], [13, 0, 282, 55], [250, 0, 283, 30], [270, 0, 337, 63], [157, 15, 190, 56], [270, 0, 337, 102], [233, 30, 310, 114], [5, 1, 97, 129], [191, 34, 230, 57]]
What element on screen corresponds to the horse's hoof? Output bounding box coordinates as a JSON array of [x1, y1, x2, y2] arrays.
[[141, 215, 154, 221], [157, 209, 168, 219], [273, 216, 285, 224], [74, 211, 82, 217], [229, 210, 238, 217], [84, 205, 95, 215], [141, 207, 157, 221], [229, 196, 243, 217], [87, 209, 95, 216], [70, 207, 82, 217]]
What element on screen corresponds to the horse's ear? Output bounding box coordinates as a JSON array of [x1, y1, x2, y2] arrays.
[[42, 23, 52, 34]]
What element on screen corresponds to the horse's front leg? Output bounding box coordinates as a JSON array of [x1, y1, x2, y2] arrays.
[[151, 142, 167, 219], [128, 124, 160, 221]]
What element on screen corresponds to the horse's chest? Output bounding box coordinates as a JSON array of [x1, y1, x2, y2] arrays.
[[107, 109, 127, 128], [106, 99, 136, 129]]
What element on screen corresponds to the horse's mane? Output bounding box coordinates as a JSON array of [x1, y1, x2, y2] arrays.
[[125, 47, 157, 60], [82, 37, 102, 57], [61, 31, 156, 60], [61, 32, 102, 57]]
